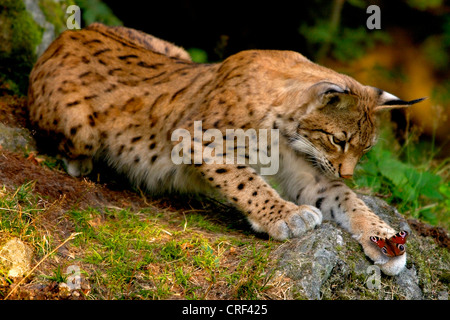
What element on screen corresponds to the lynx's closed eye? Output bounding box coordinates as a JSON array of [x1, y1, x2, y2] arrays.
[[332, 136, 343, 144], [330, 135, 346, 149], [363, 145, 373, 152]]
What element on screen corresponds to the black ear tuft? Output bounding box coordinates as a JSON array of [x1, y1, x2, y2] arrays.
[[382, 97, 426, 106], [373, 87, 427, 112]]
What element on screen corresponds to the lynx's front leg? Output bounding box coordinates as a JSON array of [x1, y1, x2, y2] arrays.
[[278, 155, 407, 275], [196, 163, 322, 240], [292, 177, 406, 275], [326, 187, 405, 275]]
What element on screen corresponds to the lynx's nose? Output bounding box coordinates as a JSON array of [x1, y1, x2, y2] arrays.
[[339, 156, 358, 180]]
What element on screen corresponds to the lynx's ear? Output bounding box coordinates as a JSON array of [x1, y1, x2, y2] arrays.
[[373, 88, 426, 112], [309, 81, 356, 112]]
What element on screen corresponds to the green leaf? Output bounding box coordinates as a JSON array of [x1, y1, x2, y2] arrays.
[[413, 171, 443, 200], [378, 156, 409, 187], [187, 48, 208, 63], [439, 183, 450, 197]]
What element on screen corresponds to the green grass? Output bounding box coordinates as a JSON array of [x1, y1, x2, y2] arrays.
[[0, 180, 280, 300], [41, 265, 67, 283], [0, 182, 46, 248], [66, 206, 278, 299]]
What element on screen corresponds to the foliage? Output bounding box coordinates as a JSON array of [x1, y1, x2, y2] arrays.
[[187, 48, 208, 63], [42, 265, 67, 283], [298, 0, 450, 75], [406, 0, 444, 10], [299, 20, 390, 62], [353, 126, 449, 227], [298, 0, 391, 62], [75, 0, 122, 26]]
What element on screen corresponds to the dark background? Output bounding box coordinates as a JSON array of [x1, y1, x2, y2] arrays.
[[102, 0, 441, 61]]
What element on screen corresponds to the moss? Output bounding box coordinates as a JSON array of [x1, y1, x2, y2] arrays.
[[439, 271, 450, 284], [0, 0, 82, 95], [0, 0, 25, 11], [0, 0, 43, 95], [406, 235, 450, 299], [39, 0, 76, 35]]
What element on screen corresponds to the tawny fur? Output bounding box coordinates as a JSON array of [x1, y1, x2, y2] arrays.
[[28, 23, 412, 275]]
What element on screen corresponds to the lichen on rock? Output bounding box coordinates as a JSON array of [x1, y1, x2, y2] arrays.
[[0, 238, 34, 278], [273, 195, 449, 300]]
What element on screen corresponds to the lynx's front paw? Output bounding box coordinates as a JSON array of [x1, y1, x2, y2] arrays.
[[266, 205, 322, 240], [360, 235, 407, 276]]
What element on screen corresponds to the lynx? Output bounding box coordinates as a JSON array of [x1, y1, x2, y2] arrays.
[[28, 23, 424, 275]]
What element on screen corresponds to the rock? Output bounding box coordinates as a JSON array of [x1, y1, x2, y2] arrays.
[[273, 195, 449, 300], [0, 122, 36, 153], [395, 265, 423, 300], [23, 0, 57, 58], [57, 282, 71, 298], [0, 238, 34, 278], [274, 223, 344, 299]]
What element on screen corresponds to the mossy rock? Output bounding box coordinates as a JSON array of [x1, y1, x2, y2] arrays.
[[273, 195, 450, 300], [0, 0, 122, 96], [0, 0, 77, 95]]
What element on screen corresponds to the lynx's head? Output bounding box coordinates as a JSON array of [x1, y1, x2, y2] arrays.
[[290, 83, 423, 179], [266, 52, 425, 179]]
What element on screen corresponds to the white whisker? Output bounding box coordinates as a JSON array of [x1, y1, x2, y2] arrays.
[[289, 134, 336, 177]]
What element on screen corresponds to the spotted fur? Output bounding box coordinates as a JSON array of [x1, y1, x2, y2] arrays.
[[28, 23, 424, 275]]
